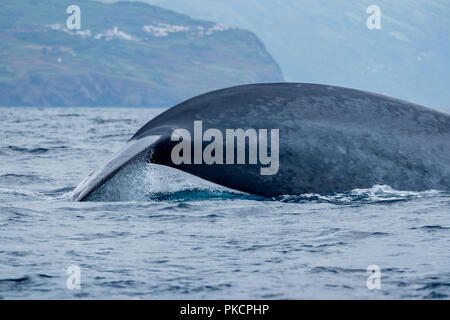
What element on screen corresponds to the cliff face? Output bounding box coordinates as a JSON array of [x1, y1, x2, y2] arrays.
[[0, 0, 283, 107]]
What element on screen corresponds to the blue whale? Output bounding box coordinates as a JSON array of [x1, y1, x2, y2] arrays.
[[72, 83, 450, 201]]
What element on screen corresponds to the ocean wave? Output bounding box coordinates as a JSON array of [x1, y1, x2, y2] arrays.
[[274, 185, 445, 204], [5, 145, 68, 154], [0, 186, 72, 201], [0, 173, 53, 185]]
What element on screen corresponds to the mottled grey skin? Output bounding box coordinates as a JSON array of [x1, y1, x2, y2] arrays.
[[73, 83, 450, 201]]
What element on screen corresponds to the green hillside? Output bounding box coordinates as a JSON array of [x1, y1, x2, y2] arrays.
[[0, 0, 283, 107]]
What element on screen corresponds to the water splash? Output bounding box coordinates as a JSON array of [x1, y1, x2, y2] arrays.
[[80, 157, 446, 203], [84, 158, 249, 202]]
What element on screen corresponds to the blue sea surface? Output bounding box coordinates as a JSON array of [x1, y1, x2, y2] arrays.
[[0, 107, 449, 299]]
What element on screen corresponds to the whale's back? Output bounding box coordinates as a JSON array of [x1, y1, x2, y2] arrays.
[[73, 83, 450, 201], [132, 83, 450, 195]]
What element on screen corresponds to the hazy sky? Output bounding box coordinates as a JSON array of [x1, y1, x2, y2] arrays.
[[100, 0, 450, 110]]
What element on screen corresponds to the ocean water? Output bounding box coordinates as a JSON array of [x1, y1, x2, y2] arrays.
[[0, 107, 449, 299]]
